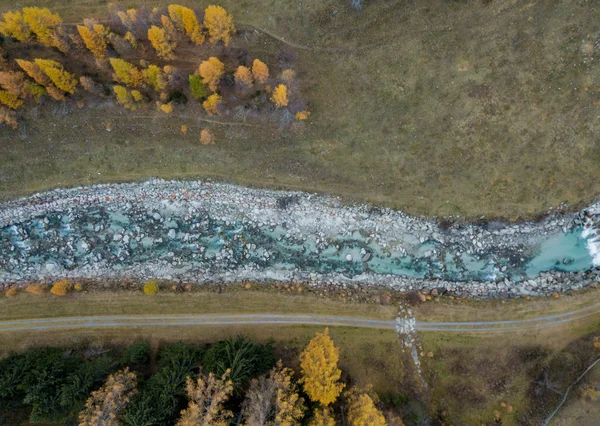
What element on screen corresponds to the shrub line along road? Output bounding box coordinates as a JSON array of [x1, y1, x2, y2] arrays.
[[0, 302, 598, 333]]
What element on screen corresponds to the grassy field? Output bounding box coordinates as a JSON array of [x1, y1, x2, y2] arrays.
[[0, 0, 599, 219]]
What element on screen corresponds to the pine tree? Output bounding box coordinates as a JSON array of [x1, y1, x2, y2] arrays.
[[0, 10, 31, 41], [252, 59, 269, 84], [198, 57, 224, 92], [234, 65, 253, 88], [242, 361, 305, 426], [203, 5, 235, 46], [168, 4, 205, 45], [0, 90, 23, 109], [77, 23, 109, 58], [35, 59, 77, 94], [299, 328, 345, 406], [345, 388, 387, 426], [148, 25, 176, 59], [271, 84, 289, 108], [176, 370, 233, 426], [78, 368, 137, 426], [22, 7, 62, 48], [202, 93, 221, 115], [109, 58, 147, 87]]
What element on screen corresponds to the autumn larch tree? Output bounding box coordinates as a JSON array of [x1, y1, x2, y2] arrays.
[[77, 22, 110, 58], [308, 408, 336, 426], [117, 8, 138, 33], [34, 59, 77, 94], [78, 368, 137, 426], [50, 278, 72, 296], [114, 85, 143, 110], [0, 105, 18, 128], [299, 328, 345, 406], [0, 90, 23, 109], [15, 59, 51, 87], [203, 5, 235, 46], [176, 370, 233, 426], [22, 7, 63, 48], [252, 59, 269, 84], [234, 65, 253, 88], [109, 58, 147, 88], [168, 4, 204, 45], [0, 10, 31, 42], [0, 71, 28, 98], [198, 57, 224, 92], [271, 84, 289, 108], [345, 387, 387, 426], [144, 64, 169, 92], [148, 25, 176, 59], [242, 360, 305, 426], [202, 93, 221, 116]]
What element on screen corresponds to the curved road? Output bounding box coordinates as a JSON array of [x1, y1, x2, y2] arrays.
[[0, 302, 598, 333]]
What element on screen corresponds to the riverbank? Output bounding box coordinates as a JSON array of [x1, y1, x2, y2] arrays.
[[1, 179, 599, 298]]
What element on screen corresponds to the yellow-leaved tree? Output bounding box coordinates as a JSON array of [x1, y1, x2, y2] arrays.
[[202, 93, 221, 116], [148, 25, 176, 59], [168, 4, 204, 44], [117, 9, 138, 33], [242, 360, 305, 426], [77, 22, 110, 58], [299, 328, 344, 406], [345, 387, 387, 426], [0, 10, 31, 41], [15, 59, 50, 86], [22, 7, 62, 48], [271, 84, 289, 108], [234, 65, 253, 88], [0, 90, 23, 109], [251, 59, 269, 84], [144, 64, 168, 92], [176, 370, 233, 426], [203, 5, 235, 46], [199, 57, 224, 92], [78, 368, 137, 426], [109, 58, 147, 88], [308, 408, 336, 426], [34, 59, 77, 94], [113, 85, 143, 110]]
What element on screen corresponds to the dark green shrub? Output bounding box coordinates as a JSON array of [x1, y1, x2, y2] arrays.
[[121, 342, 151, 366], [189, 74, 207, 100]]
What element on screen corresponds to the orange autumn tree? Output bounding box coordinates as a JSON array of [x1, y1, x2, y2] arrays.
[[176, 370, 233, 426], [78, 368, 137, 426], [251, 59, 269, 84], [77, 22, 110, 58], [198, 57, 224, 92], [299, 328, 344, 406], [202, 93, 221, 115], [50, 278, 72, 296], [234, 65, 253, 87], [203, 5, 235, 46], [345, 387, 387, 426], [168, 4, 204, 44], [271, 84, 288, 108], [148, 25, 176, 59]]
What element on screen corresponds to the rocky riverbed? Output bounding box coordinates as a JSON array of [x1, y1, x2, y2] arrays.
[[1, 179, 599, 298]]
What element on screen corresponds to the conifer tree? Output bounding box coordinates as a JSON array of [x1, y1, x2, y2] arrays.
[[34, 59, 77, 94], [0, 90, 23, 109], [22, 7, 62, 48], [148, 25, 176, 59], [299, 328, 344, 406], [176, 370, 233, 426], [15, 59, 50, 86], [198, 57, 224, 92], [0, 10, 31, 41], [109, 58, 147, 87], [77, 23, 109, 58], [203, 5, 235, 46], [168, 4, 205, 44]]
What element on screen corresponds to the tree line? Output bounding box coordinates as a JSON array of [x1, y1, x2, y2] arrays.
[[0, 4, 310, 130], [0, 330, 401, 425]]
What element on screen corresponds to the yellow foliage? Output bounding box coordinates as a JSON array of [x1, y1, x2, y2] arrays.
[[299, 328, 344, 406], [144, 280, 159, 295], [148, 25, 176, 59], [271, 84, 289, 108], [15, 59, 50, 86], [200, 128, 215, 145], [199, 57, 224, 92], [176, 370, 233, 426], [0, 10, 31, 41], [118, 9, 138, 32], [144, 64, 169, 92], [161, 15, 178, 39], [295, 111, 310, 121], [113, 85, 139, 110], [181, 124, 189, 134], [109, 58, 147, 88], [168, 4, 205, 44], [35, 59, 77, 94], [25, 284, 45, 296], [22, 7, 62, 48], [280, 69, 296, 83], [202, 93, 221, 116], [234, 65, 253, 87], [124, 31, 137, 48], [308, 408, 335, 426], [203, 5, 235, 46], [74, 282, 83, 291], [251, 59, 269, 84], [50, 278, 72, 296], [0, 90, 23, 109], [345, 388, 386, 426], [131, 90, 143, 102], [4, 287, 18, 297], [77, 24, 109, 58], [159, 102, 174, 113]]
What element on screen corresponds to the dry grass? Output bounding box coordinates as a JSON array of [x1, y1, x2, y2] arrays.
[[0, 0, 598, 219]]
